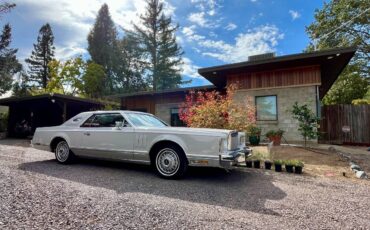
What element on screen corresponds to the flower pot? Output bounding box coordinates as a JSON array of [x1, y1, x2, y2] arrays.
[[275, 164, 282, 172], [285, 165, 294, 173], [253, 160, 260, 168], [294, 166, 303, 174], [268, 136, 281, 146], [246, 160, 253, 168], [264, 161, 272, 170], [249, 135, 260, 146]]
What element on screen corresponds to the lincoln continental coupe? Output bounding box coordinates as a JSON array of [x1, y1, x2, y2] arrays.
[[31, 111, 251, 179]]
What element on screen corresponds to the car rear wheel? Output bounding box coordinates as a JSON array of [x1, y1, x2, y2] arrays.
[[55, 140, 74, 164], [155, 145, 188, 179]]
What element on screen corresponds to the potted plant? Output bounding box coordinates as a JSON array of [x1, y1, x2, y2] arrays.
[[264, 160, 272, 170], [251, 152, 263, 168], [247, 126, 261, 146], [246, 159, 253, 168], [253, 159, 261, 168], [273, 160, 283, 172], [284, 160, 294, 173], [265, 129, 285, 146], [293, 160, 304, 174]]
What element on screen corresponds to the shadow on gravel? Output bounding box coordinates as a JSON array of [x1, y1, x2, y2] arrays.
[[19, 158, 286, 215]]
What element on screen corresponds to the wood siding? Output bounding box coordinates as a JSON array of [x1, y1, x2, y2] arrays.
[[320, 105, 370, 145], [121, 93, 186, 114], [227, 65, 321, 90]]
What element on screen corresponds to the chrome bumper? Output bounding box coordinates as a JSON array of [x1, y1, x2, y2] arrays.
[[219, 146, 252, 169]]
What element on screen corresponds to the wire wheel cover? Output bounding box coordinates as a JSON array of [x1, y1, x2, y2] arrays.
[[156, 148, 180, 176], [56, 141, 69, 162]]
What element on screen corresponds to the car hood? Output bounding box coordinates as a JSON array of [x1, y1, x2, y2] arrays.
[[136, 126, 235, 137]]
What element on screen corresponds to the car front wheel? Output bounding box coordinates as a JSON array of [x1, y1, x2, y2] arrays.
[[155, 145, 188, 179], [55, 140, 74, 164]]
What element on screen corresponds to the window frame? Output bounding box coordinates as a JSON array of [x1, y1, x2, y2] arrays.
[[80, 113, 126, 128], [255, 95, 278, 121], [169, 107, 186, 127]]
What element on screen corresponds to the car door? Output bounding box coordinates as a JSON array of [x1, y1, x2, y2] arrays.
[[79, 113, 134, 160]]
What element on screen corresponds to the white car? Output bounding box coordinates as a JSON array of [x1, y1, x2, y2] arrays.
[[31, 111, 251, 179]]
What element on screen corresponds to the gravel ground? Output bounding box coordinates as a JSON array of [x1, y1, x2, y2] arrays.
[[0, 143, 369, 229]]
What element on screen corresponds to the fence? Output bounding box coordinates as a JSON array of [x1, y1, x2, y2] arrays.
[[319, 105, 370, 145]]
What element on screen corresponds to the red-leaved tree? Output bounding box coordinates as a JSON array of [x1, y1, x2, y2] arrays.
[[179, 84, 256, 131]]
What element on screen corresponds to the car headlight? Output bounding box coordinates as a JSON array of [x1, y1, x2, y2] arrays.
[[219, 138, 228, 153]]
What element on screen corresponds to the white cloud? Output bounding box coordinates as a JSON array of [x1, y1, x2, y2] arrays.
[[225, 23, 237, 31], [181, 57, 201, 79], [187, 0, 221, 28], [13, 0, 175, 60], [198, 25, 284, 63], [289, 10, 301, 20], [250, 0, 258, 2], [188, 12, 208, 28], [181, 25, 205, 41], [191, 0, 218, 16]]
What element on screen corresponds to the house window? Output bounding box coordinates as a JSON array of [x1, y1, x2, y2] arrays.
[[170, 108, 185, 127], [255, 95, 277, 121]]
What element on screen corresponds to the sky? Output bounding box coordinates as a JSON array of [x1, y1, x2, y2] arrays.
[[3, 0, 325, 87]]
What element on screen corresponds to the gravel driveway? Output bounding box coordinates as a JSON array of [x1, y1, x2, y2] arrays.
[[0, 143, 369, 229]]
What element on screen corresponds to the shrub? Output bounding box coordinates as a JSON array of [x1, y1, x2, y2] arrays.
[[352, 99, 370, 105], [291, 102, 320, 147], [179, 83, 256, 131], [265, 129, 285, 138]]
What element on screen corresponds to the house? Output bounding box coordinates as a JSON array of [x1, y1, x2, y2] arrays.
[[117, 47, 356, 143]]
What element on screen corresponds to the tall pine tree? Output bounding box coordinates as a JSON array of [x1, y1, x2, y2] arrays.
[[87, 3, 117, 94], [131, 0, 185, 91], [25, 23, 55, 88], [115, 34, 148, 93], [0, 3, 21, 95]]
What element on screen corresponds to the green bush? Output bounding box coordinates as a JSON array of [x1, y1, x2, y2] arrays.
[[352, 99, 370, 105], [291, 102, 320, 147], [265, 129, 284, 138]]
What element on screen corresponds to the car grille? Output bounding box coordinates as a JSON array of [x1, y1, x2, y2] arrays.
[[228, 131, 238, 150]]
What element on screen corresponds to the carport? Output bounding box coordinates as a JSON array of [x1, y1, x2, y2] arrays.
[[0, 93, 104, 137]]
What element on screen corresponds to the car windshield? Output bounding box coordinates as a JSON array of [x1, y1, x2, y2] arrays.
[[125, 113, 168, 127]]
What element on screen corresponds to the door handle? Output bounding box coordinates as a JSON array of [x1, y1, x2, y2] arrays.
[[84, 132, 90, 136]]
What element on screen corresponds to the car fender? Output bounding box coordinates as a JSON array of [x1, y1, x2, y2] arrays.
[[49, 132, 72, 147], [148, 134, 189, 155]]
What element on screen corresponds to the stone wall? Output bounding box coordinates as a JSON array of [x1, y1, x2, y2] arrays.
[[155, 103, 182, 125], [234, 85, 319, 143]]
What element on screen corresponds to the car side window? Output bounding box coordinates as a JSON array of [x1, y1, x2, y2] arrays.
[[81, 115, 98, 127], [81, 114, 126, 128]]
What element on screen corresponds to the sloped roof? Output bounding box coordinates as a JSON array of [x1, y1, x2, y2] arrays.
[[198, 47, 356, 97]]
